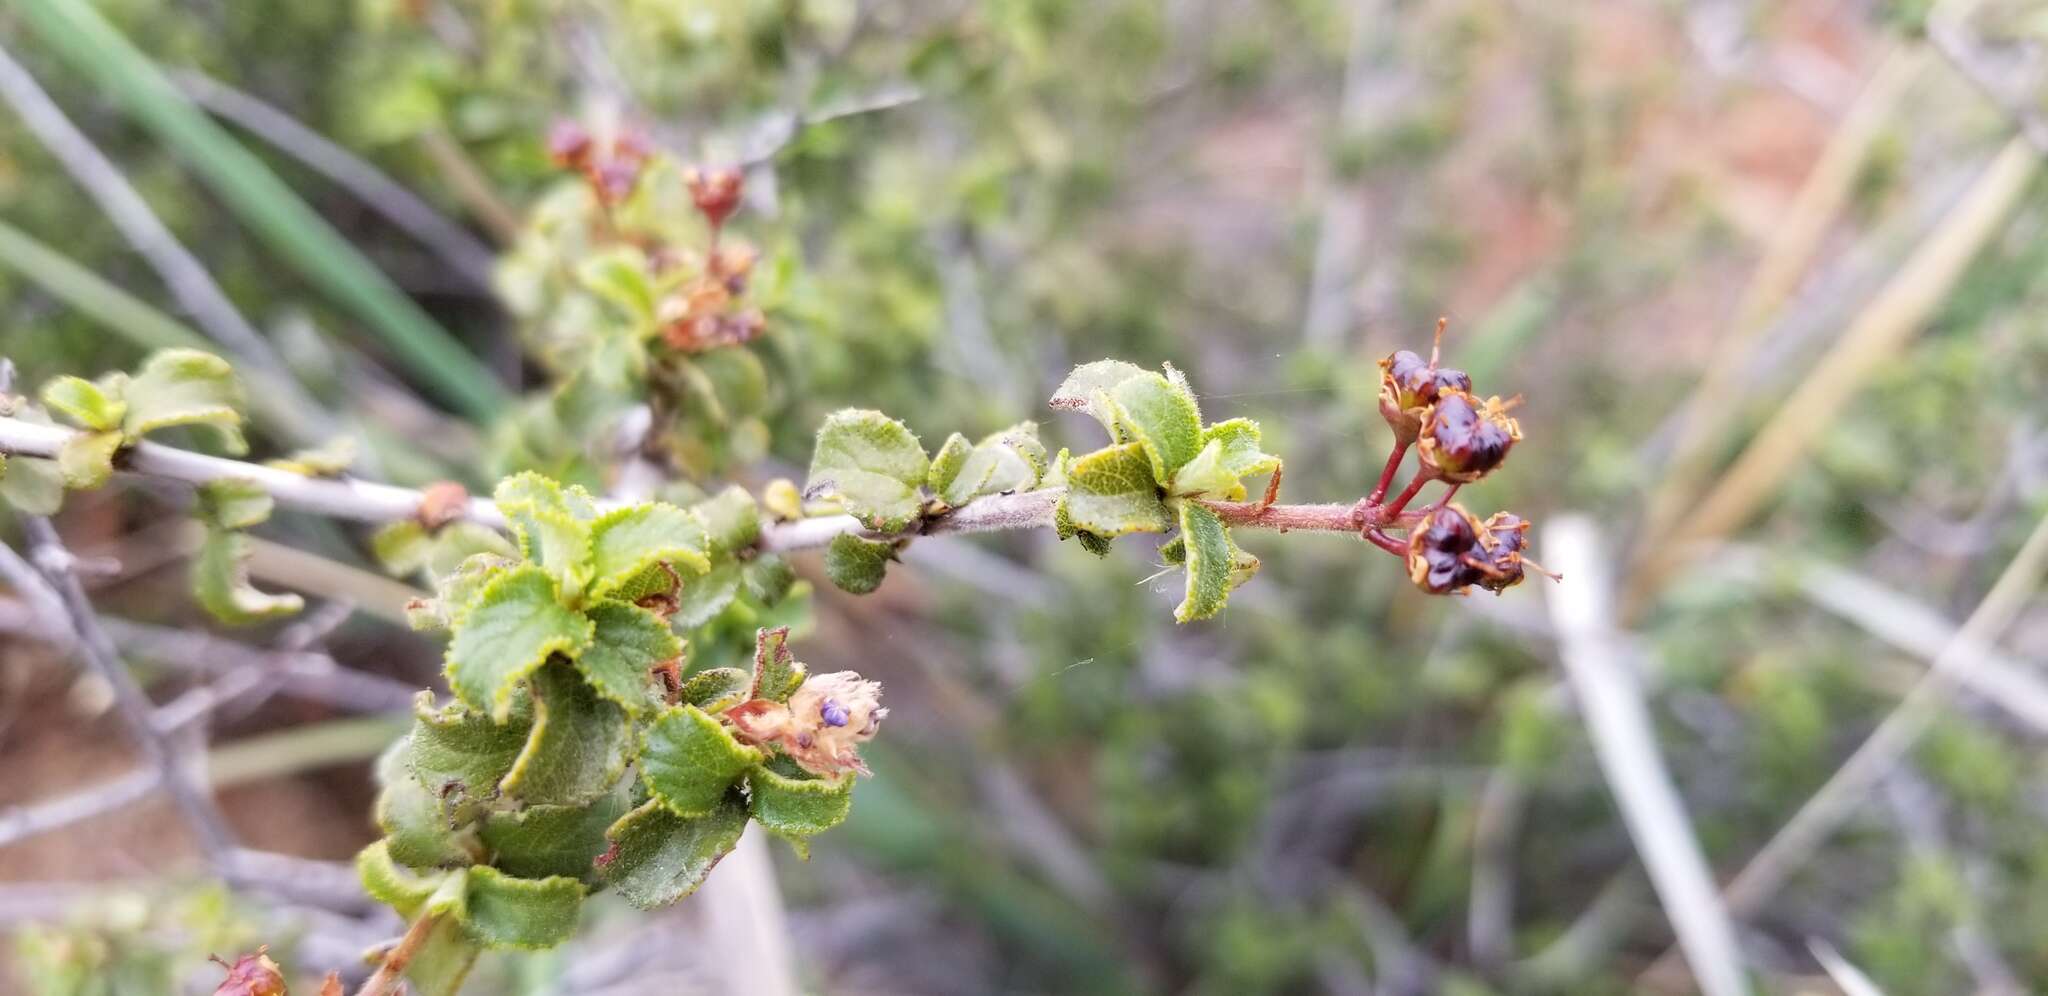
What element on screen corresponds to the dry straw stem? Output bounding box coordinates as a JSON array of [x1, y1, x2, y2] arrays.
[[1628, 134, 2040, 613], [1543, 516, 1749, 996], [1636, 42, 1931, 548], [1637, 509, 2048, 987]]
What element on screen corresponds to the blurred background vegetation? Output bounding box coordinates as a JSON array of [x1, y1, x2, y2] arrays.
[[5, 0, 2048, 993]]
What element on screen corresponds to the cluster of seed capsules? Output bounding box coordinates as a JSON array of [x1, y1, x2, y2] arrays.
[[1369, 322, 1554, 595], [547, 120, 765, 353]]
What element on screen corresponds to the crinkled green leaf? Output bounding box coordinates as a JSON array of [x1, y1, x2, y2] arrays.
[[459, 866, 586, 950], [479, 781, 632, 883], [408, 552, 515, 632], [641, 705, 763, 817], [1106, 372, 1202, 483], [357, 840, 449, 918], [123, 349, 246, 453], [406, 691, 532, 817], [493, 473, 594, 593], [577, 600, 679, 716], [673, 560, 742, 629], [376, 763, 476, 869], [751, 627, 806, 702], [824, 534, 894, 595], [500, 661, 630, 807], [748, 760, 853, 857], [742, 555, 796, 604], [807, 409, 929, 532], [192, 529, 303, 625], [1171, 418, 1281, 499], [263, 435, 357, 476], [1175, 501, 1241, 623], [942, 423, 1046, 506], [1048, 359, 1148, 432], [403, 914, 481, 996], [587, 502, 711, 599], [678, 667, 750, 713], [692, 485, 761, 555], [444, 565, 593, 721], [927, 432, 972, 495], [0, 454, 64, 514], [41, 375, 125, 431], [196, 478, 272, 530], [598, 796, 749, 910], [56, 429, 121, 490], [1060, 443, 1169, 537]]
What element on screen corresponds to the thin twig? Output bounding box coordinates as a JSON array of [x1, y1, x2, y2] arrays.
[[357, 910, 443, 996], [4, 522, 238, 863], [1543, 515, 1749, 996], [1637, 509, 2048, 985], [0, 42, 330, 445], [0, 769, 160, 849], [170, 70, 497, 288]]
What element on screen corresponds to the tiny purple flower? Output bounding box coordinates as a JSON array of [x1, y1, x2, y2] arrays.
[[820, 699, 850, 728]]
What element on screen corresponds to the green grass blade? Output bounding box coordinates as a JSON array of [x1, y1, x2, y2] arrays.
[[12, 0, 510, 420]]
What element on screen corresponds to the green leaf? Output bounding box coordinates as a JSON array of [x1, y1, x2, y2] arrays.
[[677, 667, 750, 713], [0, 454, 65, 515], [408, 552, 515, 632], [824, 534, 894, 595], [404, 915, 481, 996], [1106, 372, 1202, 483], [692, 486, 761, 555], [587, 502, 711, 599], [356, 840, 449, 918], [405, 692, 532, 817], [673, 561, 742, 629], [479, 781, 632, 883], [41, 375, 125, 431], [576, 601, 680, 716], [807, 409, 930, 532], [195, 478, 273, 530], [443, 565, 593, 721], [264, 435, 357, 476], [742, 556, 797, 604], [376, 760, 476, 869], [459, 866, 586, 950], [500, 661, 630, 807], [941, 423, 1046, 506], [752, 627, 806, 702], [1059, 443, 1170, 537], [1049, 359, 1149, 432], [56, 430, 121, 490], [1175, 501, 1246, 623], [927, 432, 973, 495], [493, 473, 596, 593], [576, 246, 657, 325], [640, 705, 763, 817], [192, 529, 304, 625], [1171, 418, 1281, 499], [748, 761, 854, 856], [122, 349, 246, 453], [598, 797, 749, 910]]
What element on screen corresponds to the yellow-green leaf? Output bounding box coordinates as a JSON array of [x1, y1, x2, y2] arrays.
[[807, 409, 929, 532], [443, 566, 593, 721], [576, 600, 680, 716], [56, 430, 121, 490], [1060, 443, 1169, 538], [192, 528, 303, 625], [499, 661, 630, 807], [598, 797, 750, 910], [640, 704, 763, 817], [458, 866, 586, 950], [587, 502, 711, 599], [123, 349, 246, 453]]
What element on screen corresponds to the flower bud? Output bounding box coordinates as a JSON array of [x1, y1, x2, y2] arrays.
[[727, 671, 887, 777], [1406, 503, 1487, 594], [1417, 391, 1520, 483]]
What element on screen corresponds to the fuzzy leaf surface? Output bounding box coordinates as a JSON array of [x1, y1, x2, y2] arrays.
[[640, 705, 763, 817], [443, 565, 592, 721], [807, 409, 929, 531]]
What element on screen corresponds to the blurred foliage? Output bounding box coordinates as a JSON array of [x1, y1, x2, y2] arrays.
[[8, 0, 2048, 993]]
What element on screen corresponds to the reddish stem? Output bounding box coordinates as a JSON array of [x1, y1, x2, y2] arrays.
[[1381, 472, 1433, 519], [355, 912, 440, 996], [1423, 483, 1462, 515], [1363, 527, 1408, 556], [1368, 441, 1410, 504], [1201, 501, 1361, 532]]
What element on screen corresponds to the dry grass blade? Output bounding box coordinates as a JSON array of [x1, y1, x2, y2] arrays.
[[1628, 135, 2040, 612], [1638, 509, 2048, 985], [1543, 515, 1750, 996], [1636, 43, 1930, 548]]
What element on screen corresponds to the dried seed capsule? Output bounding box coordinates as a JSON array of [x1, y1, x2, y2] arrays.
[[1472, 512, 1531, 593], [1417, 391, 1521, 483], [1407, 503, 1487, 594], [685, 166, 746, 228], [1377, 347, 1472, 444]]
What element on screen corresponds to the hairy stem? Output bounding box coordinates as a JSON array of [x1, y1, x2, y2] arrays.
[[356, 911, 441, 996]]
